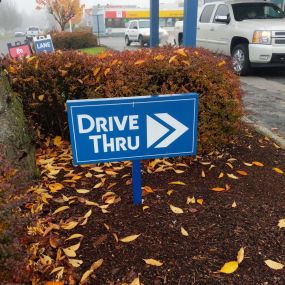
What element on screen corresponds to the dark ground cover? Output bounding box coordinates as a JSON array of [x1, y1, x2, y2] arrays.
[[26, 125, 285, 285]]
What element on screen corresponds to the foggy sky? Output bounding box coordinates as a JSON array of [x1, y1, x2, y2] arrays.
[[13, 0, 176, 13]]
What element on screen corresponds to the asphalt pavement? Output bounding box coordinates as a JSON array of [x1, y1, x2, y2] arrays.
[[1, 35, 285, 143]]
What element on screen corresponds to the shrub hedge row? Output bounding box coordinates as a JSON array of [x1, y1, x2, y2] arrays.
[[2, 47, 243, 152], [51, 31, 98, 50]]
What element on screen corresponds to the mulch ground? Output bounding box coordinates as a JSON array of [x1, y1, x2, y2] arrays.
[[26, 125, 285, 285]]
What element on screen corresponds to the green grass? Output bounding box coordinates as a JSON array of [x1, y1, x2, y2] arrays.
[[79, 46, 106, 55]]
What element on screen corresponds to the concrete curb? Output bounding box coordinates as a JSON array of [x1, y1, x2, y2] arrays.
[[242, 116, 285, 149]]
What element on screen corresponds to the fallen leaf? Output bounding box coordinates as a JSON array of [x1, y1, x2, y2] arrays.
[[219, 261, 239, 274], [143, 206, 150, 211], [181, 226, 189, 236], [69, 259, 83, 268], [130, 277, 140, 285], [201, 170, 206, 178], [232, 201, 237, 208], [80, 269, 93, 284], [273, 167, 284, 174], [187, 196, 196, 204], [168, 181, 186, 186], [278, 219, 285, 228], [76, 189, 91, 194], [134, 59, 145, 65], [90, 258, 104, 271], [243, 162, 253, 167], [167, 190, 175, 196], [53, 136, 63, 146], [236, 170, 248, 176], [197, 198, 204, 205], [61, 221, 78, 230], [265, 259, 284, 270], [65, 234, 83, 241], [143, 258, 163, 266], [218, 172, 224, 179], [53, 206, 69, 215], [211, 187, 226, 192], [226, 163, 234, 169], [49, 183, 64, 192], [120, 234, 141, 243], [252, 161, 264, 167], [227, 173, 239, 180], [169, 204, 184, 214], [237, 247, 245, 264]]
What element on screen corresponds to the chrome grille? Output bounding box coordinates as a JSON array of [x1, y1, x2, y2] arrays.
[[272, 31, 285, 45]]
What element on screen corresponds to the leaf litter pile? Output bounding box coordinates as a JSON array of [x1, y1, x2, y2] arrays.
[[26, 127, 285, 284]]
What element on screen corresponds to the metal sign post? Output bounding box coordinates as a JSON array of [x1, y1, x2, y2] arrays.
[[150, 0, 159, 47], [67, 94, 199, 205], [183, 0, 199, 47]]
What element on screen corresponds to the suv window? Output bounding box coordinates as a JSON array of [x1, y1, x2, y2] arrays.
[[28, 27, 39, 31], [214, 4, 230, 23], [129, 21, 137, 29], [200, 5, 215, 23]]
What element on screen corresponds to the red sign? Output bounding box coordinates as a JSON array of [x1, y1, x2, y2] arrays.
[[8, 44, 32, 59], [105, 10, 126, 19]]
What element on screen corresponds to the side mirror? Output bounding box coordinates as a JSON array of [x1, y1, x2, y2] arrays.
[[215, 15, 230, 24]]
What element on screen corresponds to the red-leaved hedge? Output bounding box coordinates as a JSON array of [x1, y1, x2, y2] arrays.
[[2, 46, 243, 152]]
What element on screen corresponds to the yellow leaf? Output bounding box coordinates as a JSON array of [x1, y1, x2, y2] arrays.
[[243, 162, 253, 167], [167, 190, 175, 196], [143, 206, 150, 211], [38, 94, 45, 101], [143, 186, 154, 193], [278, 219, 285, 228], [219, 261, 239, 274], [232, 201, 237, 208], [201, 170, 206, 177], [61, 221, 78, 230], [175, 48, 188, 57], [53, 136, 63, 146], [227, 173, 239, 180], [104, 68, 111, 76], [134, 59, 145, 65], [169, 204, 184, 214], [217, 60, 226, 67], [69, 259, 83, 268], [264, 259, 284, 270], [76, 189, 90, 194], [83, 209, 92, 219], [80, 269, 93, 284], [236, 170, 248, 176], [181, 226, 189, 236], [65, 234, 83, 241], [211, 187, 226, 192], [273, 167, 284, 174], [63, 248, 76, 258], [130, 277, 140, 285], [197, 198, 204, 205], [237, 247, 245, 264], [120, 234, 141, 243], [143, 258, 163, 266], [93, 67, 101, 77], [174, 169, 185, 174], [154, 54, 165, 61], [90, 258, 103, 271], [169, 55, 178, 64], [50, 266, 64, 275], [53, 206, 69, 215], [218, 172, 224, 179], [187, 196, 196, 204], [252, 161, 264, 167], [226, 162, 234, 169], [49, 183, 64, 192], [168, 181, 186, 186]]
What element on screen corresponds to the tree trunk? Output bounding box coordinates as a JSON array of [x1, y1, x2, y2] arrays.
[[60, 22, 66, 31], [0, 72, 36, 181]]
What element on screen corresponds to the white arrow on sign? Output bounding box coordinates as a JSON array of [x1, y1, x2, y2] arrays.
[[147, 113, 189, 149]]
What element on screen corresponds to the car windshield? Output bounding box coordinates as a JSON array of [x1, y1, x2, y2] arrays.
[[29, 27, 39, 31], [232, 3, 285, 21], [139, 21, 150, 28]]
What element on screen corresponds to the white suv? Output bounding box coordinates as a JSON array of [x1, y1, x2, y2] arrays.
[[174, 0, 285, 75], [125, 20, 169, 47]]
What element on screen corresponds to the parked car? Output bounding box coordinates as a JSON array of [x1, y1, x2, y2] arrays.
[[174, 0, 285, 75], [14, 31, 26, 37], [26, 26, 43, 40], [125, 19, 169, 47]]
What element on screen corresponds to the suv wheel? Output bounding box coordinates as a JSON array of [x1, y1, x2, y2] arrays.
[[232, 44, 251, 76], [125, 36, 131, 46], [138, 35, 144, 47]]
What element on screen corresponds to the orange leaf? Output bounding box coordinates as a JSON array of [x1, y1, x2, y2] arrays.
[[252, 161, 264, 167], [236, 170, 248, 176], [134, 59, 145, 65], [211, 187, 226, 192]]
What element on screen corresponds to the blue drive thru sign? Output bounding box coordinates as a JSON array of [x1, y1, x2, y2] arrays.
[[67, 93, 198, 165], [33, 35, 54, 54]]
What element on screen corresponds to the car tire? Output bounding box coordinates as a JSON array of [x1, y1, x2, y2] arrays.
[[178, 33, 183, 46], [138, 35, 144, 47], [231, 44, 251, 76], [125, 36, 131, 46]]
